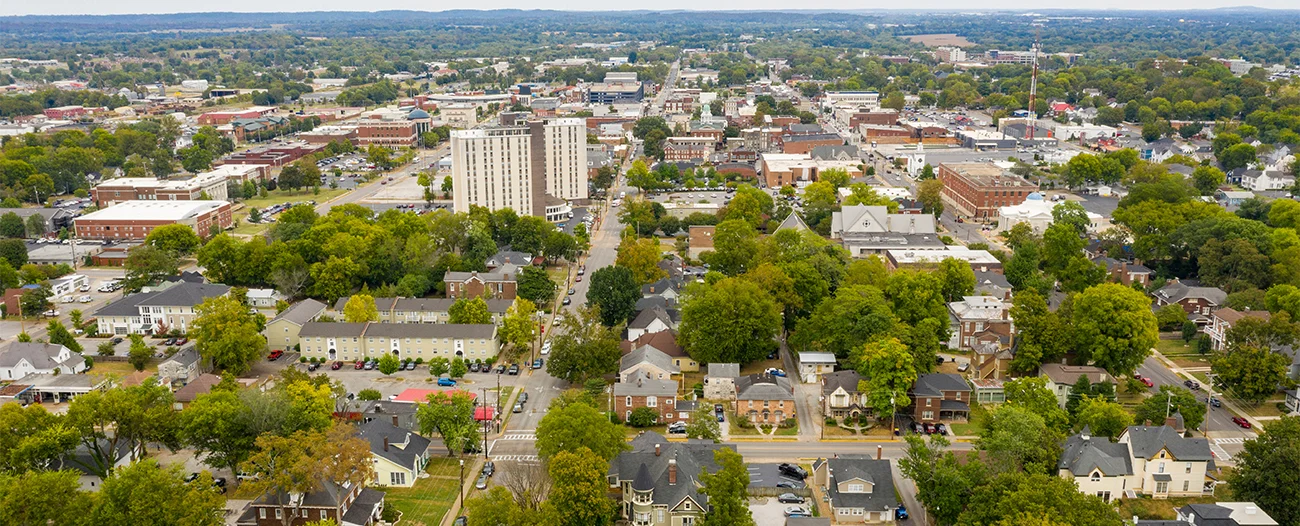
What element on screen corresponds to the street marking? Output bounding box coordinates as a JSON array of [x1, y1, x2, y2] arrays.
[[492, 455, 540, 462], [501, 433, 536, 441], [1214, 437, 1246, 444], [1208, 443, 1233, 462]]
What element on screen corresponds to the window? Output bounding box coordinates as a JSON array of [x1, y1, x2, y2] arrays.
[[847, 483, 865, 492], [625, 396, 632, 407], [259, 509, 267, 519], [1090, 472, 1101, 482], [647, 396, 657, 407], [275, 509, 283, 519], [1183, 480, 1190, 492], [391, 472, 407, 485], [1155, 481, 1169, 494], [1158, 462, 1165, 474], [922, 411, 934, 420], [321, 510, 328, 520], [1097, 491, 1111, 502], [1185, 463, 1192, 474]]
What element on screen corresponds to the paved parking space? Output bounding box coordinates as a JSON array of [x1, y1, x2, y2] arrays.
[[747, 463, 807, 490], [312, 367, 530, 401], [749, 496, 809, 525]]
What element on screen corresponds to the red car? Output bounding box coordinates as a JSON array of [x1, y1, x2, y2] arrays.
[[354, 361, 365, 370], [1133, 374, 1154, 387], [1232, 417, 1252, 429], [331, 361, 343, 370], [267, 350, 284, 361]]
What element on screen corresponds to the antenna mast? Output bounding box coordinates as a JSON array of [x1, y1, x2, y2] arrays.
[[1027, 23, 1042, 141]]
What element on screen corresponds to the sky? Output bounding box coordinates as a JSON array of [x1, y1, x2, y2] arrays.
[[3, 2, 1297, 16]]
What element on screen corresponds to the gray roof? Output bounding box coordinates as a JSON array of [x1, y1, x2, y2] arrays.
[[786, 519, 832, 526], [629, 307, 674, 330], [270, 298, 326, 327], [96, 293, 150, 316], [822, 370, 863, 397], [341, 488, 385, 525], [808, 144, 860, 161], [0, 342, 82, 370], [1123, 425, 1214, 462], [1156, 281, 1227, 306], [299, 322, 369, 339], [613, 372, 677, 397], [332, 296, 397, 313], [363, 323, 496, 340], [144, 283, 230, 307], [1174, 504, 1256, 526], [621, 345, 679, 376], [706, 363, 739, 380], [161, 346, 201, 368], [357, 419, 430, 469], [609, 433, 732, 512], [911, 373, 971, 397], [775, 211, 811, 233], [823, 457, 898, 512], [486, 248, 533, 269], [444, 270, 515, 283], [1058, 428, 1133, 477], [641, 277, 681, 297], [736, 373, 794, 401]]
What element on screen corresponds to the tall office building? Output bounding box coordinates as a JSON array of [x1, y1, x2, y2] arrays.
[[451, 118, 586, 221]]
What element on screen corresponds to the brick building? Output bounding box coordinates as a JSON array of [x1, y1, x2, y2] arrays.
[[735, 373, 796, 425], [43, 106, 91, 119], [356, 120, 419, 147], [781, 133, 844, 155], [74, 200, 233, 241], [197, 106, 277, 126], [443, 270, 517, 300], [217, 142, 326, 168], [614, 371, 685, 424], [948, 296, 1013, 351], [91, 171, 230, 207], [848, 110, 899, 129], [938, 163, 1037, 219], [909, 373, 971, 423]]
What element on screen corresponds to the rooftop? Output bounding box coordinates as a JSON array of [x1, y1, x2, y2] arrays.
[[76, 200, 230, 221], [941, 162, 1035, 187]]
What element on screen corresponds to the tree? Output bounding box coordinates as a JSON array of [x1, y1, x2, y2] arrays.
[[615, 235, 666, 285], [19, 284, 51, 317], [707, 219, 759, 276], [499, 298, 538, 354], [23, 214, 45, 237], [1229, 416, 1300, 526], [416, 390, 480, 455], [627, 406, 659, 427], [919, 163, 935, 180], [128, 335, 154, 371], [1133, 385, 1205, 432], [587, 265, 640, 327], [122, 245, 179, 292], [46, 320, 83, 354], [1071, 283, 1159, 376], [959, 472, 1122, 526], [65, 381, 178, 478], [1003, 376, 1070, 432], [937, 257, 975, 301], [679, 278, 781, 364], [342, 294, 379, 323], [547, 447, 617, 526], [307, 256, 362, 304], [918, 179, 944, 217], [517, 266, 558, 305], [180, 390, 256, 478], [427, 357, 450, 377], [791, 285, 895, 359], [543, 230, 578, 264], [0, 403, 79, 473], [144, 224, 202, 255], [191, 295, 268, 375], [536, 400, 627, 463], [697, 448, 755, 526], [1156, 303, 1190, 330], [0, 239, 28, 268], [450, 356, 468, 378], [466, 487, 530, 526], [242, 426, 373, 526], [547, 306, 622, 384], [1074, 396, 1131, 439], [1219, 142, 1257, 171], [978, 405, 1062, 475], [1065, 154, 1102, 187], [1192, 166, 1226, 195], [93, 459, 225, 526], [1213, 345, 1289, 404], [448, 297, 492, 324], [1042, 223, 1085, 277], [899, 434, 981, 526], [1010, 290, 1069, 373], [851, 337, 918, 419], [377, 353, 401, 375], [0, 470, 94, 526], [0, 213, 23, 238], [685, 404, 721, 442]]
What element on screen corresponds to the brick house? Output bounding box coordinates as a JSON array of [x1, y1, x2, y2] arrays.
[[615, 372, 684, 424], [948, 296, 1014, 351], [74, 200, 233, 241], [1093, 257, 1152, 287], [236, 480, 384, 526], [619, 345, 679, 382], [1154, 280, 1227, 324], [735, 373, 796, 425], [909, 373, 971, 423], [938, 163, 1037, 220], [443, 270, 517, 300]]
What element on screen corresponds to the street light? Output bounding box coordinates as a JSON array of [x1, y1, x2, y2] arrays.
[[458, 458, 465, 511]]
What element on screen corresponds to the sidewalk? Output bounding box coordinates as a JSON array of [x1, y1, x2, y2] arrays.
[[1151, 349, 1263, 429]]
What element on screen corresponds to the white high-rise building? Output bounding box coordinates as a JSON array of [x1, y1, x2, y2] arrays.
[[451, 118, 586, 221]]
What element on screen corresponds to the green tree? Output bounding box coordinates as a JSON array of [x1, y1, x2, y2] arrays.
[[65, 381, 178, 478], [0, 470, 94, 526], [191, 295, 268, 375], [144, 223, 202, 255], [697, 448, 755, 526], [850, 337, 918, 419], [342, 294, 379, 323], [499, 298, 538, 354], [1228, 416, 1300, 526], [307, 256, 362, 304], [791, 285, 895, 359], [547, 306, 622, 384], [627, 407, 659, 427], [45, 320, 83, 354], [679, 278, 781, 364], [1074, 396, 1131, 439], [918, 179, 944, 217], [465, 487, 530, 526], [1133, 385, 1205, 432], [23, 214, 45, 238], [587, 266, 640, 327], [517, 266, 558, 305], [547, 447, 617, 526], [1192, 166, 1226, 195], [706, 219, 759, 276], [1072, 283, 1159, 376], [536, 400, 627, 463], [179, 390, 257, 478], [1213, 345, 1289, 404], [937, 257, 975, 301], [898, 434, 981, 526], [0, 238, 29, 268], [416, 390, 480, 455], [978, 405, 1063, 475], [1042, 223, 1085, 277], [615, 235, 667, 284], [448, 297, 492, 324], [685, 404, 721, 442], [241, 426, 374, 526], [450, 356, 468, 378], [958, 472, 1122, 526], [0, 213, 24, 238], [122, 244, 179, 292], [1010, 290, 1069, 373], [427, 357, 450, 377], [1003, 376, 1070, 432], [93, 459, 225, 526], [1155, 303, 1190, 330], [128, 335, 154, 371], [377, 353, 401, 375], [1219, 142, 1257, 171], [0, 403, 79, 473]]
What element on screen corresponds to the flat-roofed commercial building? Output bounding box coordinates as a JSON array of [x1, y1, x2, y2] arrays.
[[938, 162, 1037, 219], [451, 118, 586, 220], [91, 171, 230, 207], [74, 200, 233, 241]]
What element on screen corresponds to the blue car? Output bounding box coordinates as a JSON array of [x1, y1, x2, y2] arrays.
[[437, 377, 457, 387], [896, 505, 909, 520]]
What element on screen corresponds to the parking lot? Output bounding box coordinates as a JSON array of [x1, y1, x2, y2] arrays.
[[286, 361, 533, 404], [749, 496, 810, 525], [747, 463, 807, 490]]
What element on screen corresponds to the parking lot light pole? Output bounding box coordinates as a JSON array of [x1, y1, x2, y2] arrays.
[[458, 458, 465, 511]]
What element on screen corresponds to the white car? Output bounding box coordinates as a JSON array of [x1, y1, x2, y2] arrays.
[[541, 342, 552, 355], [60, 296, 75, 303], [78, 295, 93, 303], [42, 310, 59, 317], [783, 506, 810, 517]]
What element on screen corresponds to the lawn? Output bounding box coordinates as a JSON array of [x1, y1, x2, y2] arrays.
[[382, 457, 466, 526], [87, 359, 153, 383], [948, 422, 981, 437], [231, 187, 348, 235], [775, 423, 799, 436], [1155, 338, 1200, 356], [1237, 398, 1287, 418], [740, 359, 781, 376], [1117, 492, 1221, 521], [823, 425, 857, 437]]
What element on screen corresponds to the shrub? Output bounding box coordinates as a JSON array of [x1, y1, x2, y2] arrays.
[[357, 389, 382, 401], [415, 358, 424, 365], [857, 414, 871, 426], [693, 383, 704, 397], [783, 418, 797, 428], [825, 416, 838, 426], [97, 341, 116, 356], [628, 407, 659, 427], [299, 357, 308, 363], [734, 414, 752, 429]]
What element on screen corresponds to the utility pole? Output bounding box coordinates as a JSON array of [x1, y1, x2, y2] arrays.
[[1027, 23, 1043, 142], [1165, 390, 1175, 420]]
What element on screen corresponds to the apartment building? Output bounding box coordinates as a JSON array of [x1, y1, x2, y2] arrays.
[[450, 118, 586, 219], [95, 283, 230, 335], [91, 172, 230, 207], [74, 200, 233, 241], [296, 322, 499, 363], [938, 163, 1037, 219]]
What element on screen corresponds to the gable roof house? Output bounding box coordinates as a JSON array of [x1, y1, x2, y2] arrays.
[[615, 372, 684, 424], [641, 277, 683, 301], [609, 433, 730, 526], [822, 370, 868, 420], [621, 330, 698, 373], [620, 345, 681, 382], [357, 419, 430, 488], [973, 270, 1013, 301], [1240, 170, 1294, 192], [1140, 503, 1278, 526], [736, 373, 796, 425], [1039, 363, 1114, 409], [1057, 426, 1134, 503], [95, 282, 230, 335], [0, 342, 87, 381], [628, 306, 677, 341], [157, 346, 205, 386], [1205, 308, 1270, 352], [443, 270, 517, 300], [172, 373, 222, 410], [1155, 280, 1228, 323], [910, 373, 971, 423], [703, 363, 740, 400], [236, 479, 385, 526], [266, 298, 327, 351], [829, 205, 943, 257], [1119, 425, 1216, 499], [811, 456, 900, 523]]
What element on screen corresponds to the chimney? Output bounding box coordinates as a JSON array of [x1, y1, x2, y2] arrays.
[[392, 415, 399, 427], [668, 458, 678, 484], [1165, 417, 1178, 429], [655, 443, 661, 457], [877, 445, 882, 460], [383, 437, 389, 452]]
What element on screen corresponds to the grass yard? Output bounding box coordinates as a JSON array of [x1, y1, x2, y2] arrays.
[[948, 422, 981, 437], [775, 423, 799, 436], [87, 359, 154, 382], [1118, 492, 1221, 521], [382, 457, 465, 526], [740, 359, 782, 376], [1155, 338, 1200, 356], [231, 187, 349, 235], [1237, 398, 1287, 418], [823, 425, 857, 437]]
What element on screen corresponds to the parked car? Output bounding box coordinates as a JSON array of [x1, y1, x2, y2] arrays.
[[567, 288, 575, 295], [354, 361, 365, 370], [667, 422, 686, 434], [331, 361, 343, 370], [936, 423, 947, 435], [469, 362, 481, 372], [541, 341, 552, 355], [896, 505, 909, 520], [482, 461, 495, 477], [562, 297, 571, 305], [776, 481, 802, 489], [532, 358, 544, 369], [518, 392, 528, 404], [513, 402, 524, 413], [437, 377, 457, 387], [764, 367, 787, 377], [507, 364, 520, 375], [778, 463, 808, 479], [1210, 397, 1222, 408], [78, 295, 92, 303], [936, 355, 945, 365], [925, 423, 937, 434], [454, 517, 467, 526], [777, 493, 804, 504], [495, 364, 507, 374], [111, 337, 123, 345], [783, 506, 810, 517], [475, 473, 488, 490], [957, 362, 970, 372], [268, 350, 284, 361], [1232, 416, 1252, 429], [306, 362, 319, 371], [715, 404, 725, 422]]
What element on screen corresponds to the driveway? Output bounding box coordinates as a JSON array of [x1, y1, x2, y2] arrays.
[[746, 463, 807, 491], [749, 496, 807, 525]]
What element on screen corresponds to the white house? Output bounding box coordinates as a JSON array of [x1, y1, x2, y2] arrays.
[[997, 194, 1105, 235], [1058, 425, 1215, 502], [0, 342, 87, 380], [1039, 363, 1113, 409], [796, 352, 837, 383], [357, 419, 431, 488], [1240, 171, 1295, 192]]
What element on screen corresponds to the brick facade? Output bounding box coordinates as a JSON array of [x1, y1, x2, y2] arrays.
[[938, 163, 1037, 219], [737, 398, 794, 425]]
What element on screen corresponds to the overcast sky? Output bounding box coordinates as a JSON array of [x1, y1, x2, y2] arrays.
[[3, 2, 1296, 16]]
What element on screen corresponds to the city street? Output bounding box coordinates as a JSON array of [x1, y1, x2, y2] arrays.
[[1137, 354, 1257, 461]]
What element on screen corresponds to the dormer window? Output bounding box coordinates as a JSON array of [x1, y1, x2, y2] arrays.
[[1090, 471, 1101, 482]]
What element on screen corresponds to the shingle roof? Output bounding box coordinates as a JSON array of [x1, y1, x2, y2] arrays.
[[1058, 429, 1133, 477], [271, 298, 326, 326], [824, 457, 898, 512], [736, 373, 794, 401], [1123, 425, 1214, 462], [822, 370, 863, 396], [362, 323, 496, 340], [1156, 281, 1227, 306], [444, 270, 515, 283], [0, 342, 81, 370], [613, 372, 677, 397], [706, 363, 739, 379], [357, 419, 431, 469], [621, 345, 679, 376], [173, 373, 221, 403], [299, 322, 369, 338], [609, 433, 732, 511], [629, 307, 674, 330], [142, 282, 230, 307], [911, 373, 970, 397], [161, 346, 201, 369]]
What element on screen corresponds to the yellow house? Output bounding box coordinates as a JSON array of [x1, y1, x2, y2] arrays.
[[264, 299, 326, 352], [357, 419, 431, 488]]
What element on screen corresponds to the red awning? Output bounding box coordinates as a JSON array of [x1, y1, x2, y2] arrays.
[[474, 407, 496, 421]]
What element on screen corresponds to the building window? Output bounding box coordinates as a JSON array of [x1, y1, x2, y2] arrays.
[[847, 483, 865, 492], [1090, 472, 1101, 482], [391, 472, 406, 485], [625, 396, 632, 407], [1185, 464, 1192, 474], [1155, 481, 1169, 494], [321, 510, 328, 520], [1158, 462, 1165, 474], [1183, 480, 1190, 492]]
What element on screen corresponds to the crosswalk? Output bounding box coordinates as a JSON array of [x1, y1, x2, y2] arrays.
[[501, 432, 536, 441], [492, 454, 540, 462], [1208, 443, 1233, 462], [1214, 437, 1246, 445]]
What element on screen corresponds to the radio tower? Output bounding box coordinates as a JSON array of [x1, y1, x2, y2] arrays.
[[1027, 23, 1043, 141]]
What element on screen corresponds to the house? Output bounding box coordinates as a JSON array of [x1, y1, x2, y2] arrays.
[[157, 346, 204, 385], [1039, 363, 1114, 409], [973, 270, 1013, 301], [608, 433, 727, 526], [735, 373, 796, 425], [703, 363, 739, 400], [627, 306, 676, 341], [1094, 257, 1152, 287], [266, 299, 327, 351], [641, 277, 683, 301], [796, 352, 837, 383], [171, 373, 221, 410], [330, 296, 512, 325], [822, 370, 868, 420], [95, 282, 230, 335], [1057, 425, 1134, 503], [615, 372, 684, 424], [0, 342, 87, 380], [1155, 280, 1228, 322], [236, 480, 385, 526], [443, 270, 517, 300], [947, 296, 1013, 351], [909, 373, 971, 423], [812, 456, 899, 523], [620, 345, 680, 382], [775, 211, 812, 233], [1138, 502, 1279, 526], [1240, 171, 1294, 192], [485, 248, 535, 271], [357, 419, 431, 488], [246, 288, 286, 313], [829, 204, 943, 257], [1217, 190, 1255, 207], [1059, 424, 1215, 501], [60, 440, 135, 491], [971, 341, 1014, 382], [1205, 308, 1270, 351], [297, 322, 500, 363], [1285, 389, 1299, 414], [622, 330, 698, 373]]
